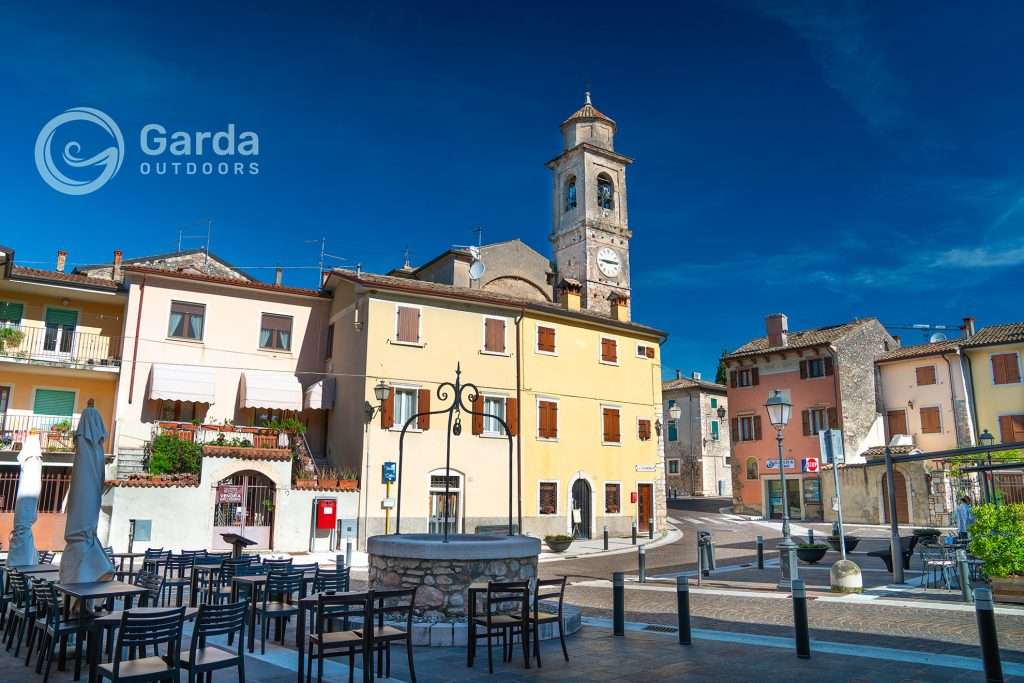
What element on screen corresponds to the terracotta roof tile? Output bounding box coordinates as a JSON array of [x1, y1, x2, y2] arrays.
[[862, 445, 919, 460], [105, 474, 200, 488], [562, 101, 616, 129], [11, 266, 121, 290], [876, 339, 962, 363], [724, 319, 874, 360], [123, 266, 325, 298], [962, 322, 1024, 348], [202, 445, 292, 461], [662, 377, 727, 393]]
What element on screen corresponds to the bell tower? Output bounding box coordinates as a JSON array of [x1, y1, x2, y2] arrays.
[[547, 92, 633, 318]]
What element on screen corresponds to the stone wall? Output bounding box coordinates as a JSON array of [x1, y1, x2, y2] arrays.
[[819, 460, 953, 526], [834, 320, 895, 458]]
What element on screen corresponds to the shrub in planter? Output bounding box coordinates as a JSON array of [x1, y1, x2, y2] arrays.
[[912, 528, 942, 543], [796, 543, 829, 564], [148, 433, 203, 475], [544, 534, 573, 553], [827, 535, 860, 552], [969, 504, 1024, 579]]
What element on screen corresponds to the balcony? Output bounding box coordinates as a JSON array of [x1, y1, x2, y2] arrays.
[[153, 422, 289, 450], [0, 325, 121, 370], [0, 413, 80, 453]]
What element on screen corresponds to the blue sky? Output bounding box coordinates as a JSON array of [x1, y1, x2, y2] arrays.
[[2, 2, 1022, 379]]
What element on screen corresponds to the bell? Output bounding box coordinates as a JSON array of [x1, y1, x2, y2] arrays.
[[453, 415, 462, 436]]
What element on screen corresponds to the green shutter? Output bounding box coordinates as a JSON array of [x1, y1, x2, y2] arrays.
[[45, 308, 78, 328], [668, 422, 678, 442], [0, 302, 23, 324], [711, 420, 719, 438], [668, 399, 676, 408], [710, 397, 718, 408], [33, 389, 76, 416]]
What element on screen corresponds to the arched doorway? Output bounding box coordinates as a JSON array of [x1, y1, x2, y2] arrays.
[[212, 470, 276, 550], [881, 471, 910, 524], [428, 470, 462, 535], [571, 479, 592, 539]]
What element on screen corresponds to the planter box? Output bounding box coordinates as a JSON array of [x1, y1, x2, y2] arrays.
[[797, 546, 829, 564], [827, 536, 860, 552], [545, 538, 573, 553], [991, 576, 1024, 605]]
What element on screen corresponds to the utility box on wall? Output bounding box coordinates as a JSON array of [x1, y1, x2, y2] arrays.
[[316, 499, 337, 530]]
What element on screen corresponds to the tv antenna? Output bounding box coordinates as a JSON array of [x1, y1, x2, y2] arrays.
[[305, 237, 348, 287], [177, 219, 213, 268]]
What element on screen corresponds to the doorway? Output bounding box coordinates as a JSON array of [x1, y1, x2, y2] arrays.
[[766, 479, 802, 520], [571, 479, 592, 539], [637, 483, 653, 534], [43, 308, 78, 357], [881, 471, 910, 524], [428, 472, 461, 535], [0, 386, 9, 434], [212, 470, 276, 549]]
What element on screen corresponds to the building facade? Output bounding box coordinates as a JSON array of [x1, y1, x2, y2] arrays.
[[662, 372, 730, 498], [963, 323, 1024, 446]]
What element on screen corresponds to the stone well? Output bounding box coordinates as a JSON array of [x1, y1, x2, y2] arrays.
[[367, 533, 541, 622]]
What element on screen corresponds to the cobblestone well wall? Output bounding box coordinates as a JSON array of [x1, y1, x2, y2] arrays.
[[368, 554, 538, 621]]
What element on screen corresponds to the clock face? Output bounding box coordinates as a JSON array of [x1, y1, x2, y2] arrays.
[[596, 247, 621, 278]]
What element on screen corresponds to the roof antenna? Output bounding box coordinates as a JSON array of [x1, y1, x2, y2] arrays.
[[402, 247, 412, 270], [473, 226, 483, 247]]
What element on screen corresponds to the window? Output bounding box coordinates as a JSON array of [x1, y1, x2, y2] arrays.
[[605, 483, 620, 514], [800, 357, 834, 379], [33, 388, 75, 417], [886, 409, 908, 438], [325, 323, 334, 359], [0, 301, 23, 325], [667, 420, 678, 442], [602, 407, 621, 444], [600, 337, 618, 364], [992, 353, 1022, 385], [637, 418, 652, 441], [539, 482, 558, 515], [999, 415, 1024, 443], [394, 388, 418, 428], [260, 314, 293, 351], [915, 366, 936, 386], [597, 173, 614, 210], [168, 301, 205, 340], [746, 457, 759, 480], [801, 408, 834, 436], [158, 400, 201, 422], [710, 397, 718, 409], [537, 325, 556, 353], [636, 344, 655, 359], [564, 176, 577, 211], [668, 459, 680, 475], [920, 406, 942, 434], [710, 420, 719, 440], [730, 367, 759, 387], [537, 399, 558, 439], [483, 396, 507, 435], [483, 317, 506, 353], [395, 305, 420, 344], [732, 415, 761, 442]]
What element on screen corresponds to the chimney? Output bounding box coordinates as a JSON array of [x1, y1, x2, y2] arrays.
[[55, 250, 67, 272], [558, 278, 581, 312], [112, 250, 123, 281], [765, 313, 788, 347], [274, 267, 284, 286], [962, 316, 976, 337], [675, 369, 682, 380], [692, 371, 701, 381], [609, 293, 630, 322]]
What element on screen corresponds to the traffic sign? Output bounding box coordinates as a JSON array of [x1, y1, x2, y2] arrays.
[[819, 429, 844, 464], [382, 461, 397, 484], [802, 457, 819, 473], [765, 459, 795, 470]]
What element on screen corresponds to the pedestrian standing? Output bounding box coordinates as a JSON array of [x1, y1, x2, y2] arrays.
[[955, 496, 975, 541]]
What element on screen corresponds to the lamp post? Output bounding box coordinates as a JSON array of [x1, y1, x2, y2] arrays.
[[363, 380, 392, 423], [716, 405, 727, 496], [979, 429, 995, 504], [764, 390, 798, 588]]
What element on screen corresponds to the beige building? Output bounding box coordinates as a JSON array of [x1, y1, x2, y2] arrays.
[[662, 372, 730, 497]]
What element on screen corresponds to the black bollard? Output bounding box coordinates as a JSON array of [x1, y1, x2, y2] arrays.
[[791, 579, 811, 659], [649, 517, 655, 540], [632, 521, 637, 545], [677, 576, 691, 645], [808, 529, 815, 544], [639, 545, 647, 583], [975, 588, 1004, 682], [756, 535, 764, 570], [604, 525, 609, 551], [613, 572, 625, 636]]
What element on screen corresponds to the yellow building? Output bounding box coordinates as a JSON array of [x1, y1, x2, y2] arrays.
[[964, 323, 1024, 445]]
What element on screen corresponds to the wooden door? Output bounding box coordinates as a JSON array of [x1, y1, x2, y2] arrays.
[[882, 471, 909, 524], [637, 483, 653, 533]]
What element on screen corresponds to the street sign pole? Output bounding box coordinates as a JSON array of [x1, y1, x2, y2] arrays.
[[821, 429, 846, 560]]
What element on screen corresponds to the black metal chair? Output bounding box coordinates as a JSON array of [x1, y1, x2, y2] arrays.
[[38, 551, 56, 564], [531, 576, 569, 666], [203, 556, 256, 605], [361, 587, 417, 682], [256, 568, 304, 654], [306, 591, 373, 683], [314, 565, 351, 593], [471, 580, 530, 674], [97, 607, 185, 683], [161, 554, 195, 607], [4, 570, 35, 657], [97, 570, 169, 661], [28, 580, 94, 683], [0, 560, 10, 631], [262, 557, 294, 572], [141, 548, 169, 575], [180, 600, 248, 683]]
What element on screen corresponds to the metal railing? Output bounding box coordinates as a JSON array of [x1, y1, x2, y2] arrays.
[[0, 466, 73, 513], [152, 422, 288, 449], [0, 325, 121, 367], [0, 413, 80, 452]]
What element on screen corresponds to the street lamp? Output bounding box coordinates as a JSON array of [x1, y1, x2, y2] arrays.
[[764, 389, 798, 587], [980, 429, 995, 503], [669, 404, 682, 421], [364, 380, 392, 422]]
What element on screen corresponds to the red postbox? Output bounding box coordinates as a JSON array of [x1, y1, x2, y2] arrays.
[[630, 491, 638, 504], [315, 499, 337, 530]]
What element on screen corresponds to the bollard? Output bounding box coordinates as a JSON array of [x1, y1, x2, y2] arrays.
[[756, 535, 764, 570], [649, 518, 655, 540], [336, 553, 345, 570], [632, 521, 637, 545], [957, 549, 974, 603], [613, 572, 625, 636], [604, 525, 609, 551], [808, 529, 815, 544], [974, 588, 1004, 683], [791, 579, 811, 659], [676, 576, 691, 645], [346, 538, 353, 569], [639, 545, 647, 583]]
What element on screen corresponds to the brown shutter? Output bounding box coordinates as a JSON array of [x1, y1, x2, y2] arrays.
[[753, 415, 762, 440], [921, 407, 941, 434], [827, 407, 838, 429], [603, 408, 620, 442], [601, 338, 618, 363], [472, 395, 484, 435], [397, 306, 420, 343], [824, 356, 834, 376], [801, 410, 811, 436], [638, 419, 651, 441], [538, 401, 549, 438], [751, 367, 760, 386], [538, 326, 555, 353], [731, 417, 739, 441], [729, 370, 737, 388], [1007, 355, 1022, 384], [485, 318, 505, 352], [549, 401, 558, 438], [380, 387, 395, 429], [645, 346, 655, 358], [999, 415, 1014, 443], [1011, 415, 1024, 442], [799, 360, 808, 379], [506, 398, 518, 437], [417, 389, 431, 430]]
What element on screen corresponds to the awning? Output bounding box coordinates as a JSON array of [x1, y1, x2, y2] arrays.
[[304, 377, 335, 410], [240, 370, 303, 411], [149, 364, 216, 404]]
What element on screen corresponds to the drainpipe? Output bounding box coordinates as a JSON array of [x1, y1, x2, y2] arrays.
[[942, 353, 962, 447], [963, 353, 979, 443], [127, 276, 146, 404], [515, 307, 524, 533]]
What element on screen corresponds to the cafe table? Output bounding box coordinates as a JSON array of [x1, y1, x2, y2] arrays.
[[55, 579, 150, 683], [232, 567, 318, 652], [12, 562, 60, 575]]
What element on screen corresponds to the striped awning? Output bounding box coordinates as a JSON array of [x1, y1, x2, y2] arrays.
[[303, 377, 335, 410], [149, 364, 216, 404], [240, 371, 303, 411]]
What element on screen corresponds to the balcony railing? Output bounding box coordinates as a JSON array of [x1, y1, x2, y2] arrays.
[[0, 413, 80, 452], [0, 325, 121, 368], [153, 422, 289, 450], [0, 466, 73, 513]]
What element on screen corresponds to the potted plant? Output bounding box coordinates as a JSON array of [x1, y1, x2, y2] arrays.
[[544, 534, 573, 553], [0, 327, 24, 353], [796, 543, 829, 564], [51, 419, 72, 434], [912, 528, 942, 545], [969, 503, 1024, 604], [827, 535, 860, 552]]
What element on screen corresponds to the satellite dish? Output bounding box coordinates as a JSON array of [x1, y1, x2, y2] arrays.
[[929, 332, 947, 343], [469, 259, 486, 280]]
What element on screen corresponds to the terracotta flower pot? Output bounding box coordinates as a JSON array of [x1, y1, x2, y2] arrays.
[[990, 576, 1024, 605]]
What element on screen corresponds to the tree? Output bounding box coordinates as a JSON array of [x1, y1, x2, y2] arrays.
[[715, 348, 730, 385]]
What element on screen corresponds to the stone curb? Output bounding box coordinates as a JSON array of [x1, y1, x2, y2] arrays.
[[538, 525, 684, 563]]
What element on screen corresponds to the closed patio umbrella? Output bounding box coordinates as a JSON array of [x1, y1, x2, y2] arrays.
[[59, 401, 114, 583], [8, 433, 42, 567]]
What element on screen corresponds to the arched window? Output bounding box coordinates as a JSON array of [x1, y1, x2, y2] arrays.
[[746, 457, 759, 480], [597, 173, 614, 210], [564, 176, 577, 212]]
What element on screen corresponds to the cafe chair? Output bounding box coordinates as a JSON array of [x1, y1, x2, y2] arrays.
[[180, 600, 248, 683], [39, 551, 56, 564], [530, 576, 569, 667], [161, 554, 196, 607], [97, 570, 169, 660], [4, 570, 35, 657], [306, 591, 373, 683], [256, 568, 304, 654], [471, 580, 530, 674], [28, 580, 93, 683], [203, 556, 256, 605], [97, 607, 185, 683], [359, 587, 418, 682], [262, 557, 295, 572]]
